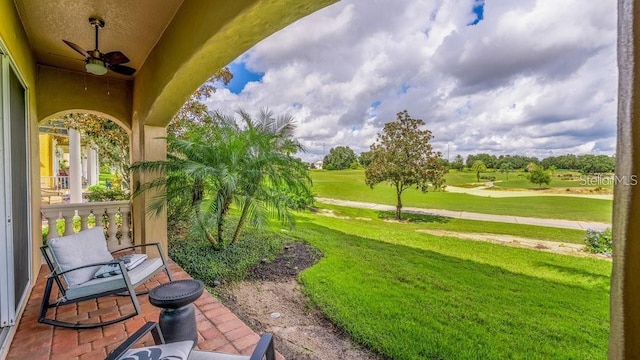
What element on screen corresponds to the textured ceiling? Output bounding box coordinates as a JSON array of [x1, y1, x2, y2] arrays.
[[12, 0, 184, 78]]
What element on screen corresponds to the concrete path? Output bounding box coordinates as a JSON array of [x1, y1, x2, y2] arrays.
[[315, 197, 611, 231]]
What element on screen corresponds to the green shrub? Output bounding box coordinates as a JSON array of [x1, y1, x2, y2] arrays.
[[85, 185, 129, 202], [169, 223, 286, 286], [584, 228, 612, 255]]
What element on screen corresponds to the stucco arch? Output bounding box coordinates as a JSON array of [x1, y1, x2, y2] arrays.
[[40, 109, 131, 135], [37, 66, 133, 129], [133, 0, 335, 128]]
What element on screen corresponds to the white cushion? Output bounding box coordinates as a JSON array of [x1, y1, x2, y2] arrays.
[[47, 227, 113, 288], [119, 340, 193, 360], [94, 254, 148, 278]]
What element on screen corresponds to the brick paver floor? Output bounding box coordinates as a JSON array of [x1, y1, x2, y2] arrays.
[[6, 260, 284, 360]]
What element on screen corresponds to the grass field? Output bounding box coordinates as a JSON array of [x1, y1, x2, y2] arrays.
[[292, 210, 611, 360], [311, 169, 613, 223]]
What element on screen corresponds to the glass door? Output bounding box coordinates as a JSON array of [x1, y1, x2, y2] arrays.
[[0, 51, 30, 353]]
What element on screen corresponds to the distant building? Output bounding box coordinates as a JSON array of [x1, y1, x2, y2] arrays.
[[311, 160, 324, 169]]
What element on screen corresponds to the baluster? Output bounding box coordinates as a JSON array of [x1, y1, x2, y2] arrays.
[[107, 211, 118, 244], [45, 215, 56, 241], [64, 213, 74, 236], [120, 209, 131, 247]]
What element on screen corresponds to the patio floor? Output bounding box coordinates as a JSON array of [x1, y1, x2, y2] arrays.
[[6, 260, 284, 360]]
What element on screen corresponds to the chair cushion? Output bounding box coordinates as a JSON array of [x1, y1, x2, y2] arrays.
[[47, 227, 113, 288], [66, 258, 164, 300], [94, 254, 148, 278], [119, 340, 193, 360]]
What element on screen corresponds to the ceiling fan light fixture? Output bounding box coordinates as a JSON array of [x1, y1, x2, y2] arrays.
[[85, 57, 107, 75]]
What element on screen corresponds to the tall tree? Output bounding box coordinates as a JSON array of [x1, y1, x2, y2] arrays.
[[323, 146, 357, 170], [167, 67, 233, 137], [365, 110, 444, 220], [471, 160, 487, 183]]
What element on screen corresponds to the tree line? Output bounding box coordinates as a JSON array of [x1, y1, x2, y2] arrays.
[[322, 148, 615, 175]]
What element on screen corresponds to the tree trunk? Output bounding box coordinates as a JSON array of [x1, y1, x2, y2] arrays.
[[231, 199, 251, 245], [195, 212, 218, 248], [395, 187, 403, 220], [216, 195, 233, 247]]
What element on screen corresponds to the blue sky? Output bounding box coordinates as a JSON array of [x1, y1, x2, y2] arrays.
[[207, 0, 617, 162], [225, 59, 263, 94]]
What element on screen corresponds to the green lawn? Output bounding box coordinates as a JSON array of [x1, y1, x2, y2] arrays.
[[292, 210, 611, 360], [311, 169, 613, 223], [318, 203, 587, 244]]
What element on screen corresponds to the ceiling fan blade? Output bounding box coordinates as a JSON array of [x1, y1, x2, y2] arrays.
[[62, 40, 89, 57], [103, 51, 130, 65], [108, 64, 136, 76]]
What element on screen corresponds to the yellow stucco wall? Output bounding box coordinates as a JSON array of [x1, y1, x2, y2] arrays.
[[37, 67, 133, 128], [38, 133, 53, 177]]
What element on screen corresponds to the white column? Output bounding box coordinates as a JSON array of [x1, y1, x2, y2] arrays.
[[82, 147, 88, 182], [68, 129, 83, 203], [87, 147, 99, 186]]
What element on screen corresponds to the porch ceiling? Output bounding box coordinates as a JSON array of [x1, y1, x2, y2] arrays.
[[12, 0, 183, 79]]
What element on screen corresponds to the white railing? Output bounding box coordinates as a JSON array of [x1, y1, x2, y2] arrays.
[[40, 201, 132, 251], [40, 176, 70, 190]]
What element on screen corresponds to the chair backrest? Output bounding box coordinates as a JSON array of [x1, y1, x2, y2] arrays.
[[44, 227, 114, 288]]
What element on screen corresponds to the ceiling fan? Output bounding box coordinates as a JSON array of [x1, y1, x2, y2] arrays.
[[63, 17, 136, 76]]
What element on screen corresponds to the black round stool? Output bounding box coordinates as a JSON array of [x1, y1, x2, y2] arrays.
[[149, 279, 204, 346]]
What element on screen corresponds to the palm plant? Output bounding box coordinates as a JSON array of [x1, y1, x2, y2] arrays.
[[131, 109, 312, 249]]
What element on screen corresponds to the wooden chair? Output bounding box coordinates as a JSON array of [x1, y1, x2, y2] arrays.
[[39, 226, 173, 329], [106, 322, 276, 360]]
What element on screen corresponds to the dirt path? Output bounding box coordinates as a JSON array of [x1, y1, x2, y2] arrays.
[[217, 243, 380, 360], [416, 229, 610, 260]]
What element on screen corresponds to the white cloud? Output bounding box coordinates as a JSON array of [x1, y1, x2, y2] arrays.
[[206, 0, 617, 162]]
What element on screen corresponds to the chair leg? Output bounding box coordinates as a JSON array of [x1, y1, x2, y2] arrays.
[[38, 277, 142, 329], [37, 277, 55, 324]]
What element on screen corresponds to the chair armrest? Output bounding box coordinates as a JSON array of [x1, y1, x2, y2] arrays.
[[111, 242, 162, 256], [249, 334, 275, 360], [105, 322, 165, 360], [52, 259, 124, 277]]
